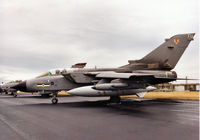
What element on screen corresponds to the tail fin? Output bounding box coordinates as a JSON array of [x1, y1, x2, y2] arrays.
[[128, 33, 195, 70]]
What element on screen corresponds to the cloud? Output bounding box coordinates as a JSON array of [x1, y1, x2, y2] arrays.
[[0, 0, 199, 82]]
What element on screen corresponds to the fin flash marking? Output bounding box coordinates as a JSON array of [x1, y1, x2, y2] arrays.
[[174, 39, 179, 45]]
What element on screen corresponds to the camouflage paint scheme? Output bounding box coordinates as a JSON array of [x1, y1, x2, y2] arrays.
[[13, 33, 195, 103]]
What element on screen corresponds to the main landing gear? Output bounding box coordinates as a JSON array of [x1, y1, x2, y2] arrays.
[[51, 93, 58, 104], [109, 96, 121, 104], [13, 92, 17, 98]]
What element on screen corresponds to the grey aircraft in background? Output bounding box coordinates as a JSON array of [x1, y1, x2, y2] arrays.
[[0, 84, 2, 93], [13, 33, 195, 104], [1, 80, 22, 96]]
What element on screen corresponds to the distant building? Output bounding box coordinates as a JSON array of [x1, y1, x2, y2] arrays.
[[154, 83, 200, 92]]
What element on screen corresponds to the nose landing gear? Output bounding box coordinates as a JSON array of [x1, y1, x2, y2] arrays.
[[51, 93, 58, 104]]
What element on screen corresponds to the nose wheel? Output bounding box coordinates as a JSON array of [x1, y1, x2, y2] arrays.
[[52, 97, 58, 104], [51, 93, 58, 104]]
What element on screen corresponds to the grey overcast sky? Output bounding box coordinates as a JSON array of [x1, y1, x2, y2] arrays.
[[0, 0, 199, 83]]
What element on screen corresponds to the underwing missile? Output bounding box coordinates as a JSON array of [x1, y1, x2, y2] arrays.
[[67, 85, 156, 97]]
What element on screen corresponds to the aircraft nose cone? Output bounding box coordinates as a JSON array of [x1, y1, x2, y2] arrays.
[[13, 81, 27, 92]]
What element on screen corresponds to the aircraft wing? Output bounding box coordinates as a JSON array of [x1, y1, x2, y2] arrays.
[[66, 72, 158, 97], [63, 71, 177, 85], [85, 71, 177, 85], [62, 71, 153, 84], [95, 72, 154, 79]]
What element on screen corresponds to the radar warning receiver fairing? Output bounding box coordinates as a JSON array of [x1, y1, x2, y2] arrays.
[[13, 33, 195, 104]]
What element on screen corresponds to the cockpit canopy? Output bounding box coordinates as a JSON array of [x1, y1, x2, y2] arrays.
[[36, 68, 80, 78]]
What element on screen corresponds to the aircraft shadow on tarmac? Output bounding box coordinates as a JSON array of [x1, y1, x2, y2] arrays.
[[23, 98, 182, 117], [1, 94, 184, 118], [0, 94, 182, 106]]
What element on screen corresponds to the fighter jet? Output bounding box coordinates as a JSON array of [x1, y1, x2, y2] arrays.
[[13, 33, 195, 104]]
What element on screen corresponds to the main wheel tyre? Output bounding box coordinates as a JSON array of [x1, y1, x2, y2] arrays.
[[13, 93, 17, 98], [52, 98, 58, 104], [109, 96, 121, 103]]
